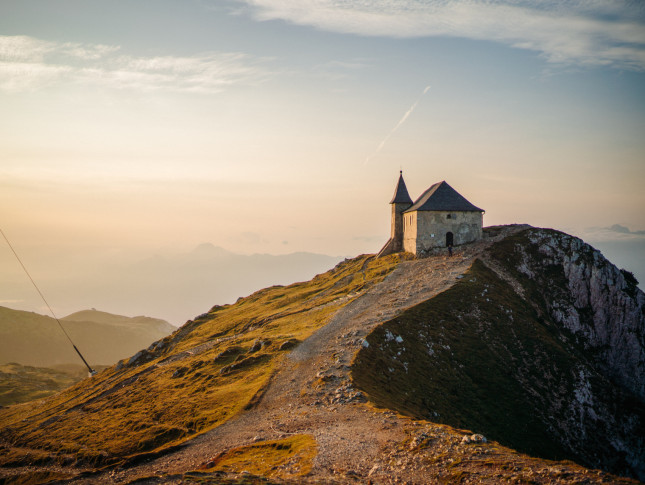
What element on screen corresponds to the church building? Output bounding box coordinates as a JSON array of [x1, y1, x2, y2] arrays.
[[379, 172, 484, 257]]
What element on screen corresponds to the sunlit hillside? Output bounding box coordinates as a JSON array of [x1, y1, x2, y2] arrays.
[[0, 254, 402, 470]]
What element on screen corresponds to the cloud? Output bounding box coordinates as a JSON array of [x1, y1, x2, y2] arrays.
[[233, 0, 645, 70], [0, 35, 120, 62], [0, 61, 71, 92], [0, 35, 55, 62], [0, 35, 269, 93]]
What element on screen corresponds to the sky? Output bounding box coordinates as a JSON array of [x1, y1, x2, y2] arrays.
[[1, 0, 644, 321]]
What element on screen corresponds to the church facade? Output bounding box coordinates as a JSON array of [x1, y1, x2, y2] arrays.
[[379, 172, 484, 257]]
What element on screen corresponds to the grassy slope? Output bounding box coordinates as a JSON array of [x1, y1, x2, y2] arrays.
[[0, 307, 174, 367], [0, 254, 402, 467], [352, 230, 645, 478]]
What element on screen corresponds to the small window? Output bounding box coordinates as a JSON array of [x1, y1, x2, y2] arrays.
[[447, 214, 452, 219]]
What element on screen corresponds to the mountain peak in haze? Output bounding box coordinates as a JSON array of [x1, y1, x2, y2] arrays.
[[62, 309, 174, 330], [189, 243, 234, 259], [0, 307, 174, 367]]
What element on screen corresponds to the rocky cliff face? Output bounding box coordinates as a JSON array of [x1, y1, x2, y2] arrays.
[[488, 228, 645, 478], [353, 227, 645, 480], [498, 229, 645, 400]]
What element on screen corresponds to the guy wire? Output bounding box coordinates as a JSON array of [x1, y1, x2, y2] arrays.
[[0, 227, 96, 376]]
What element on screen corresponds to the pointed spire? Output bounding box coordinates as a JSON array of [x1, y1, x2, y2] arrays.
[[390, 170, 413, 204]]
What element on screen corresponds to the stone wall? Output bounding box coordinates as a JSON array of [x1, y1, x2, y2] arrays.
[[402, 211, 418, 254], [390, 203, 411, 252], [404, 211, 482, 255]]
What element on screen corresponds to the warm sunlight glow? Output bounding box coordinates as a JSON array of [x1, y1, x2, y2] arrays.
[[0, 0, 643, 322]]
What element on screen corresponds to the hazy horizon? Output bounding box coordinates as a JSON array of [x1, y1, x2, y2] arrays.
[[0, 242, 344, 325], [1, 1, 643, 323], [1, 225, 643, 326]]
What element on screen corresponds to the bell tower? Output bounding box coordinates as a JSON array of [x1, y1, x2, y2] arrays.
[[389, 171, 413, 252]]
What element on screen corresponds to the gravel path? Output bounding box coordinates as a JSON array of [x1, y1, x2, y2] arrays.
[[93, 230, 522, 484]]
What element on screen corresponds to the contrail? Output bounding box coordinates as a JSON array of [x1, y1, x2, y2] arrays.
[[365, 85, 431, 165]]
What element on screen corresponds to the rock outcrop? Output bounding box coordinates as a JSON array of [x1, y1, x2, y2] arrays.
[[487, 229, 645, 479], [354, 227, 645, 480], [501, 228, 645, 400]]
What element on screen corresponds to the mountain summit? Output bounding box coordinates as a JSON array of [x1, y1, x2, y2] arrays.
[[0, 226, 643, 484], [0, 308, 174, 368]]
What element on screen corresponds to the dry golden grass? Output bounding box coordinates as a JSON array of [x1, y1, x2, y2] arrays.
[[0, 253, 403, 467], [0, 470, 77, 485]]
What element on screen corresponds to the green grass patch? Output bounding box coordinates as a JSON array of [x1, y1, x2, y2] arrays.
[[202, 434, 317, 479]]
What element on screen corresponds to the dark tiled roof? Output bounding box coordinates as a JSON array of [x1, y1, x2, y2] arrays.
[[405, 181, 483, 212], [390, 172, 413, 204]]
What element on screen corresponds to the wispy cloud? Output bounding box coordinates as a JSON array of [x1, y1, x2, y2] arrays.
[[0, 35, 269, 93], [233, 0, 645, 70]]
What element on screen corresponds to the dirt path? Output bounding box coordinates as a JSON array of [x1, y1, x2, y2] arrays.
[[87, 228, 530, 484]]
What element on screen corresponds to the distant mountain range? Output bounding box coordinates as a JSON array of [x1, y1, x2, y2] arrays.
[[0, 307, 174, 367], [0, 244, 343, 325], [106, 245, 344, 324]]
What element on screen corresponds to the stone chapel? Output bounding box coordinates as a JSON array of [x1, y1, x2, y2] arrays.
[[378, 171, 484, 257]]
